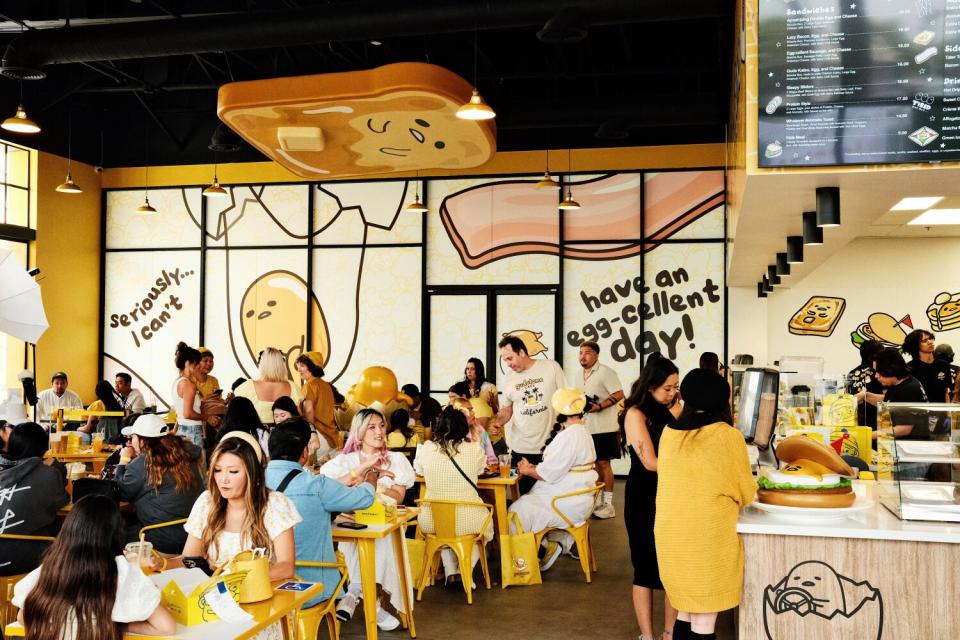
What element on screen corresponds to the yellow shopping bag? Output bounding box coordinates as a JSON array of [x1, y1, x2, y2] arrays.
[[500, 513, 542, 588], [405, 536, 427, 586]]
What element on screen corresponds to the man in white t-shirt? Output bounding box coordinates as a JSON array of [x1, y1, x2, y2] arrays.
[[115, 372, 147, 414], [492, 335, 567, 494], [579, 341, 624, 519], [35, 371, 83, 422]]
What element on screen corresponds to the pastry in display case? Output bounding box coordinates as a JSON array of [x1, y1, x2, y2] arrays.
[[876, 401, 960, 522]]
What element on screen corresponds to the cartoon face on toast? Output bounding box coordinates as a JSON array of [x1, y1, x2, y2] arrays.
[[218, 63, 496, 178]]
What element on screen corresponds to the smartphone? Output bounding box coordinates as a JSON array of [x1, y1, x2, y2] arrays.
[[182, 556, 213, 575], [338, 522, 368, 530]]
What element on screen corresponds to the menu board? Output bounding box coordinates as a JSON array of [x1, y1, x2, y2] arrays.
[[758, 0, 960, 167]]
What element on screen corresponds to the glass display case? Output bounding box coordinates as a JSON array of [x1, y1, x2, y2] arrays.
[[876, 401, 960, 522]]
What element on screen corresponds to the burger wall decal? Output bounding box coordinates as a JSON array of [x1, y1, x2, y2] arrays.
[[763, 560, 884, 640], [850, 312, 912, 350], [757, 436, 857, 508]]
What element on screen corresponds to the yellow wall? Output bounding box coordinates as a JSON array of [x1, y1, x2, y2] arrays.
[[102, 144, 725, 188], [33, 151, 102, 403]]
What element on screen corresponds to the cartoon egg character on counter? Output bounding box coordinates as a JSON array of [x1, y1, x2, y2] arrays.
[[240, 270, 330, 380], [336, 365, 413, 427]]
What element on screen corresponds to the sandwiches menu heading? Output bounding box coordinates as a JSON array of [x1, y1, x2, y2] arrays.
[[758, 0, 960, 167]]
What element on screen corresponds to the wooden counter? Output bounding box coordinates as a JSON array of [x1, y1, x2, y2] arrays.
[[736, 483, 960, 639]]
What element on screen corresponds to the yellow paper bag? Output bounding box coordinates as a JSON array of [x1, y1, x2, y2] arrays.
[[223, 549, 273, 603], [501, 513, 542, 588]]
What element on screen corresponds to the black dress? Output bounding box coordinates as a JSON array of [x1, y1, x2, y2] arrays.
[[623, 399, 675, 589]]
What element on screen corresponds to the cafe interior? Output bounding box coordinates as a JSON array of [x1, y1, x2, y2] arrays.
[[1, 1, 960, 639]]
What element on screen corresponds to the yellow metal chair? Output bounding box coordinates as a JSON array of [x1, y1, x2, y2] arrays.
[[533, 483, 604, 583], [293, 551, 349, 640], [139, 518, 189, 558], [414, 499, 493, 604], [0, 534, 56, 629]]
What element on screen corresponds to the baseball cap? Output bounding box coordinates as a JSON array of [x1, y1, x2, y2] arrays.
[[51, 371, 68, 382], [121, 413, 170, 438], [552, 387, 587, 416]]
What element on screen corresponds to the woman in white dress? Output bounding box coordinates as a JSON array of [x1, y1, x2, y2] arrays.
[[509, 387, 598, 572], [320, 408, 415, 631], [164, 431, 301, 640]]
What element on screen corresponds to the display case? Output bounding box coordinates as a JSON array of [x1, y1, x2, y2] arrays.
[[876, 401, 960, 522]]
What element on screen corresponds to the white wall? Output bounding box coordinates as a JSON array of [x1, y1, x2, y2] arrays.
[[729, 285, 769, 365], [758, 237, 960, 376]]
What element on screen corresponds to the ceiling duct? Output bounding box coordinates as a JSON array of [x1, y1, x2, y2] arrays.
[[1, 0, 727, 79]]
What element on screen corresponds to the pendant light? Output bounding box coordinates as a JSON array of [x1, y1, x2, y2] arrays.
[[776, 252, 790, 277], [762, 275, 773, 293], [558, 149, 581, 210], [786, 235, 804, 263], [456, 30, 496, 121], [203, 153, 228, 198], [767, 265, 781, 287], [56, 104, 82, 194], [136, 118, 157, 214], [2, 81, 41, 134], [802, 211, 822, 245], [405, 174, 428, 213], [536, 150, 559, 190], [816, 187, 841, 227], [757, 282, 767, 298]]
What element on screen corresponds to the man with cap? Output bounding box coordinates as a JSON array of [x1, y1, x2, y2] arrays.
[[265, 419, 378, 607], [577, 340, 624, 519], [35, 371, 83, 422]]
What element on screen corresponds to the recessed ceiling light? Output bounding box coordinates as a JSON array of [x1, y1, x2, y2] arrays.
[[370, 40, 383, 46], [908, 209, 960, 225], [891, 196, 944, 211]]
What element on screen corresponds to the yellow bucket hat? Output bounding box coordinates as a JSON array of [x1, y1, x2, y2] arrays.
[[552, 387, 586, 416]]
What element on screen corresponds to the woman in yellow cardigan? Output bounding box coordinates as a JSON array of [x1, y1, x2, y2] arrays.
[[655, 368, 757, 640]]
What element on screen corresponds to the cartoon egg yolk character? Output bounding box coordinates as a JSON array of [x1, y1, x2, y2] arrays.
[[240, 270, 330, 379], [780, 561, 846, 616], [346, 94, 490, 170], [503, 330, 548, 357], [337, 366, 413, 427]]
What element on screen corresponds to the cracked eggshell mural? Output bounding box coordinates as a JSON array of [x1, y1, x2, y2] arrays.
[[218, 62, 496, 179]]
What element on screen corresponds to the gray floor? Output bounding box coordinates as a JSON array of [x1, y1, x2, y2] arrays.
[[340, 480, 735, 640]]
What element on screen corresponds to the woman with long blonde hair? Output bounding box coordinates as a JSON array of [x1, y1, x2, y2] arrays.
[[320, 408, 415, 630], [13, 495, 175, 639], [115, 413, 204, 553], [234, 348, 303, 450]]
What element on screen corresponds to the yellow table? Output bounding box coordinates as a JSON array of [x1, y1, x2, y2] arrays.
[[46, 449, 114, 476], [333, 509, 418, 640], [415, 474, 519, 587], [5, 579, 323, 640]]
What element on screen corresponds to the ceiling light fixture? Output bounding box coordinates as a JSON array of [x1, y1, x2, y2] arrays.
[[786, 236, 804, 263], [137, 117, 157, 214], [890, 196, 944, 211], [2, 81, 40, 134], [203, 153, 228, 198], [405, 174, 428, 213], [758, 282, 767, 298], [56, 104, 82, 194], [558, 149, 580, 210], [816, 187, 840, 227], [536, 150, 559, 190], [767, 265, 781, 287], [762, 275, 773, 293], [907, 209, 960, 225], [456, 30, 496, 121], [802, 211, 823, 245], [776, 253, 790, 277]]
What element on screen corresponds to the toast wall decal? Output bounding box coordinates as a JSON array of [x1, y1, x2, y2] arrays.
[[218, 63, 496, 178], [787, 296, 847, 338]]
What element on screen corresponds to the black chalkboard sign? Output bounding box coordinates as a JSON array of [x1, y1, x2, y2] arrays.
[[758, 0, 960, 167]]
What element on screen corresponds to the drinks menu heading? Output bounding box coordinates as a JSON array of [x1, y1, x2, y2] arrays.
[[758, 0, 960, 167]]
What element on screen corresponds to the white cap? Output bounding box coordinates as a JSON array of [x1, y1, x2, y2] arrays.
[[121, 413, 170, 438]]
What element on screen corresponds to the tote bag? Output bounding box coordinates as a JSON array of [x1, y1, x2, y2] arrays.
[[500, 512, 542, 587]]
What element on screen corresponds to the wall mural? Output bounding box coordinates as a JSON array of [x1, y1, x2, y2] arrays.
[[849, 312, 912, 350], [102, 170, 725, 410], [787, 296, 847, 338]]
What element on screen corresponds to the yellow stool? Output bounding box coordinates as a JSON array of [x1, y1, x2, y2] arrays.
[[414, 499, 493, 604], [293, 552, 349, 640], [533, 483, 604, 583], [0, 534, 56, 628]]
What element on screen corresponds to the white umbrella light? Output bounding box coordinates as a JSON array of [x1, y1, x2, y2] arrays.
[[0, 248, 49, 344]]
